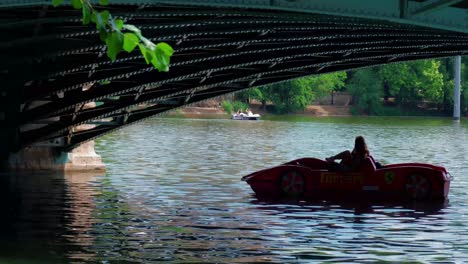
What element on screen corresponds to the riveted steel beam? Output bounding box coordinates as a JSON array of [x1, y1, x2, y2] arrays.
[[411, 0, 465, 16], [1, 0, 467, 33], [123, 0, 467, 33]]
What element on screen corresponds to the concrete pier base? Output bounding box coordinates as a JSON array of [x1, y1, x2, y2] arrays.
[[4, 141, 105, 172]]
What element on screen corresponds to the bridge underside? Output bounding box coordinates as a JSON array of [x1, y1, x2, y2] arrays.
[[1, 3, 467, 159]]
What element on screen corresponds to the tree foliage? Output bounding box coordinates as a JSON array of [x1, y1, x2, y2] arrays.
[[52, 0, 173, 72], [462, 58, 468, 114], [347, 68, 383, 114], [232, 57, 466, 116], [236, 72, 347, 114], [379, 60, 444, 106], [262, 81, 311, 113], [297, 72, 347, 102]]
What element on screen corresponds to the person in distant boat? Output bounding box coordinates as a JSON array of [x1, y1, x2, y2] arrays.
[[236, 109, 242, 115], [246, 108, 253, 116], [325, 136, 370, 171]]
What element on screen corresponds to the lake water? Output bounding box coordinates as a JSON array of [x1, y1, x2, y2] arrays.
[[1, 117, 467, 263]]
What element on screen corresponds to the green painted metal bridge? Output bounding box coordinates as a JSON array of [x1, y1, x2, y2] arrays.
[[0, 0, 467, 163]]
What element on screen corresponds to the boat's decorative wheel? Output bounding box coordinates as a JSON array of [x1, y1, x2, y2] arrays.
[[405, 174, 431, 199], [280, 170, 304, 196]]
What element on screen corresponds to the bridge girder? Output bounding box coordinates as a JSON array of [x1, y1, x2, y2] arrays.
[[0, 2, 467, 154], [3, 0, 465, 33], [148, 0, 468, 33]]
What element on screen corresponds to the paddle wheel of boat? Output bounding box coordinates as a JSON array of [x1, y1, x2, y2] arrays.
[[280, 170, 305, 196], [406, 174, 432, 200]]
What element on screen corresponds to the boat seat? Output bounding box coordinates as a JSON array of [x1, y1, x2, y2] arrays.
[[360, 157, 376, 173]]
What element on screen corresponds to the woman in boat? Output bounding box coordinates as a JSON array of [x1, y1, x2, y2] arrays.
[[326, 135, 370, 171]]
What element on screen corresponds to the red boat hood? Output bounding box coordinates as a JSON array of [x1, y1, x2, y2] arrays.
[[384, 162, 447, 173]]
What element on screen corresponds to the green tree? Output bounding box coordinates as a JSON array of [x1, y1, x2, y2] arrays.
[[379, 59, 444, 107], [419, 60, 444, 104], [244, 72, 347, 114], [296, 72, 347, 104], [437, 58, 455, 113], [260, 81, 309, 113], [462, 57, 468, 115], [347, 68, 383, 114], [234, 88, 264, 104]]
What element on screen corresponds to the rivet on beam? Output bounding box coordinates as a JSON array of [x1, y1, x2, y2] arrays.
[[316, 65, 327, 73], [388, 56, 399, 62], [134, 86, 146, 101], [237, 42, 246, 49], [176, 35, 188, 45], [258, 30, 270, 37], [249, 74, 262, 87], [200, 71, 213, 84], [184, 89, 197, 104]]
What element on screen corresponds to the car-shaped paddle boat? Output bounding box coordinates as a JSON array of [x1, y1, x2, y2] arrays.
[[242, 157, 451, 201]]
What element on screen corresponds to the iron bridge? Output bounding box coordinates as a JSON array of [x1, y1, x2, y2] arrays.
[[0, 0, 467, 157]]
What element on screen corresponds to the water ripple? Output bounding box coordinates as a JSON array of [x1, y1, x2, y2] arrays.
[[1, 117, 467, 263]]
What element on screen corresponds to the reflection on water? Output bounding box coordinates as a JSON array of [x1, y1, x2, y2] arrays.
[[0, 172, 100, 263], [249, 199, 451, 262], [1, 117, 467, 263]]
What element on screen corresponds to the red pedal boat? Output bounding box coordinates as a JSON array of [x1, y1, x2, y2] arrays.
[[242, 157, 451, 201]]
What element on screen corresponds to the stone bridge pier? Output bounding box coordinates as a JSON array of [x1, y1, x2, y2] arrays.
[[4, 141, 105, 172], [0, 100, 105, 172]]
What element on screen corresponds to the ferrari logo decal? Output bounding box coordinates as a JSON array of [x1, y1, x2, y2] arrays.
[[384, 172, 395, 184]]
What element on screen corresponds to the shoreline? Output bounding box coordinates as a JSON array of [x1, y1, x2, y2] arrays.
[[165, 104, 467, 119], [167, 104, 353, 118]]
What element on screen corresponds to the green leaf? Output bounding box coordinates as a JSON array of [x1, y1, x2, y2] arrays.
[[71, 0, 82, 9], [152, 49, 171, 72], [153, 43, 173, 72], [154, 50, 169, 68], [99, 30, 108, 41], [123, 33, 139, 53], [91, 11, 97, 23], [151, 54, 164, 71], [156, 42, 174, 57], [94, 10, 110, 31], [105, 32, 123, 62], [115, 19, 124, 30], [109, 17, 124, 33], [52, 0, 64, 7], [138, 44, 153, 64], [152, 58, 169, 72], [100, 10, 110, 24], [82, 4, 91, 25], [99, 0, 109, 5]]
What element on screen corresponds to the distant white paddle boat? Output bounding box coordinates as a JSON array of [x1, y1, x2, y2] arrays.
[[231, 112, 261, 120]]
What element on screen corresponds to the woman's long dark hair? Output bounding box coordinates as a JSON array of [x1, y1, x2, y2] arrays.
[[353, 136, 369, 159]]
